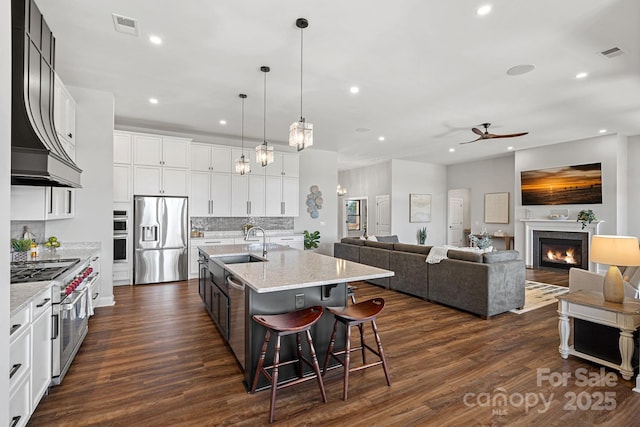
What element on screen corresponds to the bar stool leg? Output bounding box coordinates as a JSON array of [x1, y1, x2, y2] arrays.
[[358, 323, 366, 364], [322, 320, 339, 375], [371, 319, 391, 386], [296, 332, 303, 378], [269, 334, 282, 423], [343, 323, 352, 401], [306, 329, 327, 402], [251, 329, 271, 393]]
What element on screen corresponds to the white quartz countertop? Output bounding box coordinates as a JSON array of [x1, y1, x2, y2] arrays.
[[198, 244, 394, 293], [11, 281, 52, 316], [30, 247, 100, 262]]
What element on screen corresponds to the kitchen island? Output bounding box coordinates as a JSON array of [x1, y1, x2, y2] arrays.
[[198, 243, 394, 390]]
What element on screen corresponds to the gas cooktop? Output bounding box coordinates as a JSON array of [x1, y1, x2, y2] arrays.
[[10, 258, 80, 284]]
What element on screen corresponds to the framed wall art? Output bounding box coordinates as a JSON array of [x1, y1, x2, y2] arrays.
[[484, 192, 509, 224], [409, 193, 431, 223]]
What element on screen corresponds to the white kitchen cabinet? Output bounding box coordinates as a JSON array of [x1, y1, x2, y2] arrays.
[[190, 171, 232, 217], [11, 186, 75, 221], [113, 131, 132, 164], [269, 235, 304, 250], [53, 73, 76, 159], [113, 164, 131, 202], [265, 152, 299, 177], [188, 238, 234, 278], [265, 176, 299, 217], [191, 143, 232, 173], [231, 173, 265, 216], [88, 255, 101, 310], [133, 165, 188, 196], [133, 134, 190, 168], [30, 288, 52, 410]]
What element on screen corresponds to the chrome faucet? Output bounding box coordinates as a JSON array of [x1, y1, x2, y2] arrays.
[[245, 226, 267, 257]]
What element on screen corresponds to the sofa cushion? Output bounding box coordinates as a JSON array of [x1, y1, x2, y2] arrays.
[[394, 243, 431, 255], [376, 235, 400, 243], [483, 250, 520, 264], [447, 249, 483, 263], [340, 237, 365, 246], [364, 240, 395, 250]]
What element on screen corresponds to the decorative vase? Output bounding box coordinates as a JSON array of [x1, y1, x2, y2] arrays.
[[12, 251, 28, 262]]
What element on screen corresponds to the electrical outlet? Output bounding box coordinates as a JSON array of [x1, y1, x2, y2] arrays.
[[295, 294, 304, 309]]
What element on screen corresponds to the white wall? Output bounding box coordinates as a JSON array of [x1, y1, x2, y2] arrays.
[[628, 135, 640, 239], [46, 87, 115, 306], [294, 149, 338, 255], [1, 0, 12, 417], [390, 160, 447, 245], [447, 155, 516, 236]]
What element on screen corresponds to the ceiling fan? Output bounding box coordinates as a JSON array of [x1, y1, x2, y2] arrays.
[[460, 123, 528, 144]]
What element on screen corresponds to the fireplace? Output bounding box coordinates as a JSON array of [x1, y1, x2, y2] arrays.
[[533, 230, 589, 272]]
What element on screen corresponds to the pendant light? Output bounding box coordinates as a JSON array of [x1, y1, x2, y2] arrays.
[[256, 66, 274, 166], [289, 17, 313, 151], [235, 93, 251, 175]]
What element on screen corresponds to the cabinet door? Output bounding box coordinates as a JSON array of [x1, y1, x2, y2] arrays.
[[162, 168, 189, 196], [282, 153, 299, 177], [48, 188, 74, 219], [265, 152, 283, 177], [133, 135, 163, 166], [133, 165, 162, 195], [211, 146, 232, 173], [211, 173, 231, 216], [113, 132, 132, 164], [190, 143, 211, 172], [282, 177, 299, 216], [189, 171, 211, 216], [113, 164, 131, 202], [265, 176, 282, 216], [31, 306, 52, 409], [231, 174, 249, 216], [10, 186, 47, 220], [162, 138, 189, 168], [248, 174, 265, 216]]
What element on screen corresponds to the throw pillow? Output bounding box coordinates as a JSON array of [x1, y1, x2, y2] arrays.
[[368, 235, 378, 241]]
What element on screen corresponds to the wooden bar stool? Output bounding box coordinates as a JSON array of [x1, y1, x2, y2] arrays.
[[322, 298, 391, 400], [250, 306, 327, 423]]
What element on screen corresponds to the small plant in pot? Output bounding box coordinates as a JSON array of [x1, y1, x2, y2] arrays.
[[11, 238, 32, 262], [303, 230, 320, 250], [417, 227, 427, 245]]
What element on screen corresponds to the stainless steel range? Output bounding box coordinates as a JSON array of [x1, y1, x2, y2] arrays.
[[10, 257, 98, 385]]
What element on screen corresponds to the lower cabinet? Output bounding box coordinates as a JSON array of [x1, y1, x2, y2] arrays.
[[189, 238, 234, 279], [269, 235, 304, 250]]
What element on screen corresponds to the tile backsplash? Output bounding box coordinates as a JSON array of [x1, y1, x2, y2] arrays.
[[10, 221, 45, 242], [190, 217, 293, 232]]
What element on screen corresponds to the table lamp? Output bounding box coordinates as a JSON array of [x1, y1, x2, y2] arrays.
[[590, 235, 640, 303]]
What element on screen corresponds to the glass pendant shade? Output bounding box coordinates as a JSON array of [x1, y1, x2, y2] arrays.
[[256, 142, 274, 166], [235, 154, 251, 175], [289, 118, 313, 151]]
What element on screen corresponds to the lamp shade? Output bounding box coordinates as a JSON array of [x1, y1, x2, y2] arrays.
[[590, 235, 640, 266]]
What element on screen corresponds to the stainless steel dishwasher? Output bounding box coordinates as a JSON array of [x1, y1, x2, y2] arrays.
[[227, 276, 245, 370]]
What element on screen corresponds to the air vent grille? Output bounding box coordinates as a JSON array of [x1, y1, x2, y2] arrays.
[[600, 47, 623, 58], [112, 13, 139, 36]]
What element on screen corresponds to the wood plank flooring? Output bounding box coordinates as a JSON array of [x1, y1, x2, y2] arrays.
[[29, 271, 640, 426]]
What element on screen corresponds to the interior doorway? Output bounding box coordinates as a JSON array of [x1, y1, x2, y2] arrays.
[[447, 189, 470, 246], [341, 197, 368, 238]]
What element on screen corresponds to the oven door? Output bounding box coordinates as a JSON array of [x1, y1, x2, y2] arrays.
[[113, 218, 128, 234], [53, 288, 89, 384], [114, 235, 128, 263]]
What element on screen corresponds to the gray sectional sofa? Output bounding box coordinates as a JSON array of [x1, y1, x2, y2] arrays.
[[334, 237, 525, 318]]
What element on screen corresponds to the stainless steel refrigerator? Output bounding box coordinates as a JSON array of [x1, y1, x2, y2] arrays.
[[133, 195, 188, 285]]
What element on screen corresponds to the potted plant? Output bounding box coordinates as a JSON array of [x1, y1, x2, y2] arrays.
[[417, 227, 427, 245], [303, 230, 320, 250], [577, 209, 597, 230], [11, 238, 32, 262]]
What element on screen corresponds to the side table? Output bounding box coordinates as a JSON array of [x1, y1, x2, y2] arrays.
[[557, 291, 640, 384]]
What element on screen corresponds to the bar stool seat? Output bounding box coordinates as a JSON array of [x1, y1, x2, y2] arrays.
[[251, 306, 327, 423], [322, 298, 391, 400]]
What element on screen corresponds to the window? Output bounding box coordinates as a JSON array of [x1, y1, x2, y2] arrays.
[[346, 200, 361, 231]]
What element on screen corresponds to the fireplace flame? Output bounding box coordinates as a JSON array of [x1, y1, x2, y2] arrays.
[[545, 248, 576, 264]]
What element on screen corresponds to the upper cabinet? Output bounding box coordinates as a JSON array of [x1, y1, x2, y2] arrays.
[[113, 131, 132, 164], [11, 186, 75, 220], [266, 153, 299, 177], [133, 135, 190, 169], [53, 74, 76, 161], [191, 143, 232, 173]]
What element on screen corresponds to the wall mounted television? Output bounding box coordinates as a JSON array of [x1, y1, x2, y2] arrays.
[[520, 162, 602, 205]]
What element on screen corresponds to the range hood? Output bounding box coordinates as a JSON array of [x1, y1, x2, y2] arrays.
[[11, 0, 82, 188]]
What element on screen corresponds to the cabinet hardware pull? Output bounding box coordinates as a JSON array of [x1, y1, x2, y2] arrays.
[[36, 298, 51, 308], [93, 292, 100, 301], [9, 324, 21, 335], [52, 314, 59, 339], [281, 201, 285, 215], [91, 256, 99, 261], [11, 416, 21, 427], [247, 201, 251, 215], [9, 363, 22, 379]]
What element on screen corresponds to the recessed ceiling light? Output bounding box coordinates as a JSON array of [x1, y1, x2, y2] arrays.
[[476, 5, 492, 16], [149, 35, 162, 45], [149, 98, 158, 104], [350, 86, 359, 94], [506, 64, 535, 76], [378, 136, 385, 142], [575, 72, 588, 79], [507, 146, 514, 150], [599, 129, 607, 133], [449, 148, 455, 153], [219, 120, 227, 125]]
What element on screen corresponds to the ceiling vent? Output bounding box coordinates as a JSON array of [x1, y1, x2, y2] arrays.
[[112, 13, 139, 36], [600, 46, 623, 59]]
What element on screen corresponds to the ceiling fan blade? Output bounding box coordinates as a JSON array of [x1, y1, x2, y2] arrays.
[[460, 136, 483, 144], [486, 132, 529, 139], [471, 127, 484, 136]]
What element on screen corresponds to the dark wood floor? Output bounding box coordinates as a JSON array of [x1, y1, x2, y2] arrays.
[[29, 270, 640, 426]]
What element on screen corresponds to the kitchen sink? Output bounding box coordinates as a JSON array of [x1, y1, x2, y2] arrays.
[[215, 254, 267, 264]]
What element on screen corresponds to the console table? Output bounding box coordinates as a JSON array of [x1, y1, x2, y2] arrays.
[[557, 291, 640, 383]]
